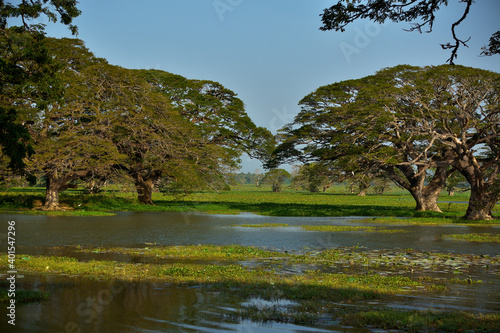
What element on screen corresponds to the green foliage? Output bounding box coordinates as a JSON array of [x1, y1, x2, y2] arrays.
[[0, 0, 81, 34], [274, 64, 500, 217], [320, 0, 498, 64], [0, 1, 81, 171], [291, 163, 334, 192], [262, 169, 291, 192], [445, 233, 500, 243]]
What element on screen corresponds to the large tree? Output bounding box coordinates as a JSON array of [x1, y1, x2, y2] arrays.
[[382, 64, 499, 220], [320, 0, 499, 64], [24, 38, 129, 210], [0, 0, 80, 172], [263, 169, 291, 193], [126, 69, 275, 204], [272, 70, 453, 212], [274, 64, 499, 219], [292, 163, 336, 193]]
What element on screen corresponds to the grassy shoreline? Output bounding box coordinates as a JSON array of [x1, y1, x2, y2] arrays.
[[2, 186, 496, 224]]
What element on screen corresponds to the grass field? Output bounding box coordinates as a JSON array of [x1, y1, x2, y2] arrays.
[[0, 184, 490, 222]]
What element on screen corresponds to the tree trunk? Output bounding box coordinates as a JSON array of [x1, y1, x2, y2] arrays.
[[464, 190, 496, 220], [44, 177, 62, 211], [357, 183, 370, 196], [450, 151, 498, 220], [410, 186, 442, 212], [385, 165, 450, 212], [42, 171, 88, 210], [134, 171, 161, 205], [462, 179, 497, 220]]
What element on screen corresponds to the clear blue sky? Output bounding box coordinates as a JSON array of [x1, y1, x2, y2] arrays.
[[39, 0, 500, 172]]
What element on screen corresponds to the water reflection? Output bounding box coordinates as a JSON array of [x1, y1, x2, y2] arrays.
[[0, 275, 353, 333]]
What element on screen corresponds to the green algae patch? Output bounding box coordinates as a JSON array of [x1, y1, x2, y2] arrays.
[[237, 223, 289, 228], [234, 224, 408, 233], [1, 254, 434, 297], [362, 217, 500, 226], [78, 244, 285, 261], [341, 309, 500, 332], [301, 225, 408, 233], [445, 233, 500, 243]]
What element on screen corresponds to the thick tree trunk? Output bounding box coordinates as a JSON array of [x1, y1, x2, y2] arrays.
[[410, 186, 442, 212], [357, 183, 370, 196], [464, 191, 496, 220], [134, 171, 161, 205], [385, 165, 450, 212], [44, 178, 62, 211], [450, 151, 498, 220], [462, 181, 498, 220], [42, 171, 88, 210]]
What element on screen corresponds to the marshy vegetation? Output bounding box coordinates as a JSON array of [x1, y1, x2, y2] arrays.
[[1, 186, 498, 331], [1, 244, 499, 331]]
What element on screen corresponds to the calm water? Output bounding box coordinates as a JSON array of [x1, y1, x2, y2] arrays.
[[1, 211, 499, 255], [1, 212, 499, 332]]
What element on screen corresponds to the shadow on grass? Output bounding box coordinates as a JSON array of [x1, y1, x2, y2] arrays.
[[0, 189, 464, 219], [153, 200, 459, 218]]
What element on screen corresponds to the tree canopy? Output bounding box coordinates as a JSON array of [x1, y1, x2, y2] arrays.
[[320, 0, 499, 64], [0, 0, 81, 172], [263, 169, 291, 193], [16, 36, 273, 209], [273, 64, 499, 219]]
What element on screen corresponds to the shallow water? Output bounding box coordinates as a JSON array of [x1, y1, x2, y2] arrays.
[[2, 211, 499, 255], [0, 274, 363, 333], [1, 212, 499, 332]]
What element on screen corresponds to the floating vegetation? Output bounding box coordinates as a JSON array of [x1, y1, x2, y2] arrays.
[[2, 245, 499, 332], [361, 217, 500, 225], [301, 225, 408, 233], [340, 309, 500, 332], [445, 233, 500, 243], [234, 224, 408, 233], [237, 223, 289, 228]]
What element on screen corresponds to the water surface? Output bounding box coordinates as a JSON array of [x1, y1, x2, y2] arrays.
[[1, 212, 499, 332]]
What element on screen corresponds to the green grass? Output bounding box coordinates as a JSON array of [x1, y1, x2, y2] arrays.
[[361, 217, 499, 226], [301, 225, 408, 233], [237, 223, 289, 228], [0, 186, 497, 225], [445, 233, 500, 243], [80, 244, 284, 260], [340, 309, 500, 332], [234, 224, 407, 233], [0, 254, 430, 296]]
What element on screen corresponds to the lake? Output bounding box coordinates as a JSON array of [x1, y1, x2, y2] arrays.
[[1, 212, 499, 332]]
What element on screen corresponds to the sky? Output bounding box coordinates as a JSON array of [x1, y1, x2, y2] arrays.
[[34, 0, 500, 172]]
